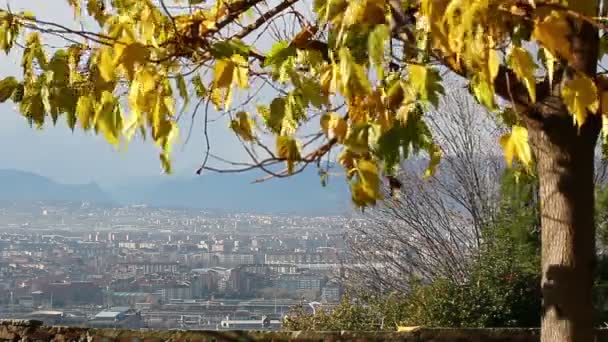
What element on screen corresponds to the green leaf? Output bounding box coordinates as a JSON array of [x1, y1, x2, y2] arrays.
[[292, 74, 328, 109], [338, 47, 371, 98], [264, 41, 296, 68], [175, 74, 189, 105], [283, 93, 306, 134], [210, 39, 251, 59], [471, 74, 495, 109], [345, 123, 370, 154], [22, 32, 47, 76], [408, 64, 444, 106], [262, 97, 286, 134], [368, 24, 389, 79], [48, 49, 70, 84], [192, 75, 207, 97], [20, 91, 45, 128]]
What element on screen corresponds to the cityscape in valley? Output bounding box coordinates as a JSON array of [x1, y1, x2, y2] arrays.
[[0, 198, 364, 330]]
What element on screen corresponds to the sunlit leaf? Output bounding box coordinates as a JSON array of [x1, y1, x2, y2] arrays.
[[322, 113, 347, 143], [532, 11, 573, 64], [507, 47, 537, 103], [368, 24, 389, 79], [95, 91, 122, 145], [76, 95, 95, 130], [350, 158, 381, 207], [470, 75, 494, 109], [117, 43, 150, 80], [500, 125, 532, 167], [276, 135, 301, 174], [98, 47, 115, 82], [213, 58, 235, 89], [264, 41, 296, 68], [561, 74, 599, 127], [408, 64, 444, 107], [229, 111, 255, 141], [231, 54, 249, 89]]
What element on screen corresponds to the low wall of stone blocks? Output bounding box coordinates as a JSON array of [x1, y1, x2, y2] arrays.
[[2, 320, 608, 342]]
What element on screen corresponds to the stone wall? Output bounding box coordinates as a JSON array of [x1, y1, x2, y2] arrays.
[[1, 320, 607, 342]]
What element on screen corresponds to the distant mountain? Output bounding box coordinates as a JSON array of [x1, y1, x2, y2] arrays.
[[108, 167, 352, 214], [0, 169, 113, 204]]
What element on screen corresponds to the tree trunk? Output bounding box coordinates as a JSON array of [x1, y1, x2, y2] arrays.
[[528, 111, 600, 342]]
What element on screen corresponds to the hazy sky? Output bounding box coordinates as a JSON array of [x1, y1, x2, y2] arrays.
[[0, 1, 259, 185]]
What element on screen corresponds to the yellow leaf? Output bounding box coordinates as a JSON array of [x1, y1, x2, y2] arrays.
[[397, 326, 422, 332], [408, 64, 443, 105], [533, 11, 573, 64], [66, 0, 81, 18], [76, 95, 95, 130], [500, 125, 532, 167], [488, 49, 500, 82], [117, 43, 150, 80], [542, 48, 556, 87], [160, 152, 172, 174], [87, 0, 108, 25], [350, 158, 381, 207], [320, 66, 333, 95], [507, 47, 537, 103], [357, 158, 379, 184], [276, 135, 301, 174], [94, 91, 122, 145], [231, 54, 249, 88], [561, 74, 599, 127], [324, 113, 347, 143], [424, 144, 442, 178], [154, 118, 178, 152], [98, 47, 115, 82], [213, 58, 235, 89], [0, 76, 18, 102], [229, 111, 255, 141]]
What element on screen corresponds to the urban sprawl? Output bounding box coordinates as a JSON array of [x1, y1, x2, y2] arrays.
[[0, 201, 365, 330]]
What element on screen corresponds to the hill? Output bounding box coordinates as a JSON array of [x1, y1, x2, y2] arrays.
[[108, 167, 352, 214], [0, 169, 113, 204]]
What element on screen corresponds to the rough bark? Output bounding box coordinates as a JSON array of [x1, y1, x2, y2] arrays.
[[528, 107, 601, 342]]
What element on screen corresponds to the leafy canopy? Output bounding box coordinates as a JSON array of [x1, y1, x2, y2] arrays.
[[0, 0, 606, 206]]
